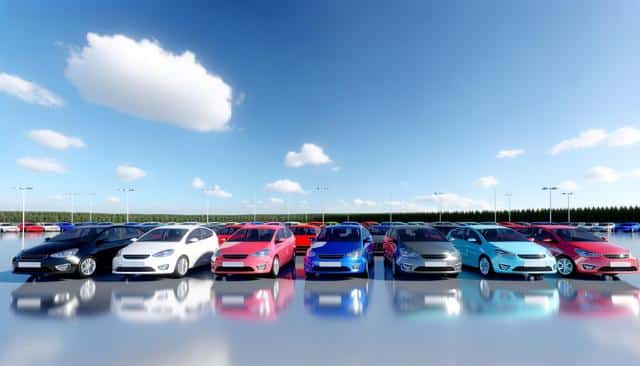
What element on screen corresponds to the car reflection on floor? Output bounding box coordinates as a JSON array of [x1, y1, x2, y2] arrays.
[[211, 264, 295, 322], [304, 277, 370, 318], [390, 279, 462, 318], [556, 278, 640, 317]]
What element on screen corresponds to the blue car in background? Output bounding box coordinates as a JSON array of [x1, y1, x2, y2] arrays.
[[304, 225, 374, 277], [614, 222, 640, 233], [55, 222, 75, 231]]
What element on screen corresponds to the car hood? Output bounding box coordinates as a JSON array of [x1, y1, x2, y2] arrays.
[[21, 240, 86, 255], [568, 241, 628, 254], [218, 241, 271, 254], [121, 241, 178, 255], [400, 241, 457, 255], [488, 241, 547, 255], [310, 241, 362, 254]]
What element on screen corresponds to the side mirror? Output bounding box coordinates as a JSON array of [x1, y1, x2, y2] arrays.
[[467, 237, 478, 243], [188, 237, 199, 244], [528, 237, 535, 242], [543, 238, 554, 243]]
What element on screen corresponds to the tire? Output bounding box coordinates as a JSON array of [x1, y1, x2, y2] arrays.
[[478, 256, 494, 278], [77, 257, 97, 278], [290, 250, 296, 267], [270, 256, 280, 278], [361, 260, 370, 278], [173, 256, 189, 278], [556, 256, 575, 277]]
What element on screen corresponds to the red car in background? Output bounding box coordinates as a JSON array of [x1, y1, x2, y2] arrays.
[[360, 221, 379, 229], [308, 221, 324, 227], [291, 224, 320, 250], [529, 225, 638, 277], [216, 224, 243, 245], [17, 223, 45, 232], [498, 221, 529, 230]]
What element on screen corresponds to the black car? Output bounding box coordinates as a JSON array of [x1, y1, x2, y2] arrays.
[[12, 225, 144, 277]]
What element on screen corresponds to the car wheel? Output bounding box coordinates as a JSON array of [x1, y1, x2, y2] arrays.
[[173, 256, 189, 278], [78, 257, 97, 278], [556, 256, 575, 277], [270, 256, 280, 278], [478, 256, 494, 278]]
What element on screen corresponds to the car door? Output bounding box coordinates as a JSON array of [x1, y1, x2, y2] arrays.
[[94, 227, 129, 267], [362, 228, 374, 261], [383, 228, 397, 262], [184, 228, 205, 268], [450, 229, 469, 265], [273, 229, 288, 263], [535, 229, 562, 256], [466, 229, 483, 268]]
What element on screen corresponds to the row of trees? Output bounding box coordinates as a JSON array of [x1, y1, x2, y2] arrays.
[[0, 206, 638, 224]]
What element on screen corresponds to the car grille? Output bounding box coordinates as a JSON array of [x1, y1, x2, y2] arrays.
[[222, 254, 248, 259], [19, 254, 47, 260], [312, 266, 350, 272], [599, 266, 637, 272], [216, 266, 254, 272], [421, 254, 447, 259], [123, 254, 150, 260], [318, 254, 343, 259], [512, 266, 552, 272], [518, 254, 546, 259], [414, 266, 456, 272], [604, 254, 629, 259], [115, 266, 155, 273]]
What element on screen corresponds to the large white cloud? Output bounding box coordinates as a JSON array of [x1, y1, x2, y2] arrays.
[[28, 129, 86, 150], [17, 157, 65, 173], [66, 33, 233, 132], [0, 72, 63, 107], [496, 149, 524, 159], [584, 166, 619, 183], [476, 176, 499, 188], [416, 193, 491, 211], [204, 185, 232, 198], [116, 165, 146, 182], [265, 179, 305, 194], [285, 143, 332, 167], [551, 127, 640, 154]]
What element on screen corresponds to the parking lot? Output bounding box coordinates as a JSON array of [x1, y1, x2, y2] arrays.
[[1, 232, 640, 366]]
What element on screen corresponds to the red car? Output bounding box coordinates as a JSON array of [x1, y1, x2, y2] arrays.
[[290, 224, 320, 250], [308, 221, 325, 228], [216, 224, 242, 245], [529, 225, 638, 277], [17, 223, 44, 232], [212, 224, 297, 277], [498, 221, 529, 230]]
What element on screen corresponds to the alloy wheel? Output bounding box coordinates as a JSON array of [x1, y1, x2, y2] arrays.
[[79, 257, 96, 277], [479, 257, 491, 277], [556, 257, 574, 277]]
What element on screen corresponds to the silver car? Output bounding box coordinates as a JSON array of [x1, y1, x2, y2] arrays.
[[383, 225, 462, 278]]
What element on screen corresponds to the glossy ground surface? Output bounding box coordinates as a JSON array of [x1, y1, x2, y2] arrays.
[[1, 232, 639, 366]]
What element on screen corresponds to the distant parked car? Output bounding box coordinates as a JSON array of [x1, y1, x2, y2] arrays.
[[283, 221, 301, 227], [308, 221, 325, 227], [12, 225, 144, 277], [137, 222, 163, 232], [431, 222, 460, 237], [592, 223, 616, 232], [216, 224, 243, 244], [291, 224, 320, 250], [498, 221, 530, 230], [18, 223, 44, 232], [56, 222, 75, 231], [407, 221, 426, 225], [360, 221, 379, 229], [614, 223, 640, 233], [0, 223, 19, 233], [369, 222, 406, 251], [577, 223, 599, 231], [41, 223, 61, 232]]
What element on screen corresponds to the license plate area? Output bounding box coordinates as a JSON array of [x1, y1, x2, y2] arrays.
[[610, 262, 631, 268], [423, 261, 447, 267], [318, 261, 342, 267], [222, 262, 244, 267], [18, 262, 41, 268]]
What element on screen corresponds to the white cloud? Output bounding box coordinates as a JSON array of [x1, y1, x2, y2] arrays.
[[28, 129, 86, 150], [557, 180, 578, 191], [65, 33, 233, 132], [17, 157, 65, 173], [284, 143, 331, 167], [116, 165, 146, 182], [476, 176, 498, 188], [270, 197, 284, 205], [353, 198, 376, 207], [0, 72, 63, 107], [265, 179, 305, 194], [192, 177, 205, 189], [204, 185, 232, 198], [584, 166, 619, 183], [496, 149, 524, 158], [416, 193, 491, 211], [107, 196, 120, 203], [551, 127, 640, 154]]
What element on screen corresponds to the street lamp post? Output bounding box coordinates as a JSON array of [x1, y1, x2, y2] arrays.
[[117, 188, 135, 223], [315, 186, 328, 224], [542, 186, 558, 223], [434, 192, 443, 222], [66, 193, 80, 223], [493, 187, 497, 223], [87, 193, 96, 222], [562, 192, 574, 223], [15, 186, 33, 250], [505, 193, 513, 223]]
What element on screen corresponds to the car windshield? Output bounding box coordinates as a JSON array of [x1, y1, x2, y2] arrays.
[[52, 228, 102, 241], [292, 227, 317, 235], [316, 227, 361, 242], [553, 228, 602, 242], [479, 228, 528, 242], [217, 226, 239, 235], [397, 228, 446, 242], [138, 228, 187, 242], [228, 229, 275, 242]]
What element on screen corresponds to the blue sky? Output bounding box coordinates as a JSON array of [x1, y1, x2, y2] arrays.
[[1, 0, 640, 215]]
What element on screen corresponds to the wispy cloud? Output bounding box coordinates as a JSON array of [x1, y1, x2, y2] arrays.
[[496, 148, 524, 159], [584, 166, 619, 183], [0, 72, 63, 107], [17, 157, 65, 173], [116, 165, 146, 182], [551, 127, 640, 154], [28, 129, 86, 150]]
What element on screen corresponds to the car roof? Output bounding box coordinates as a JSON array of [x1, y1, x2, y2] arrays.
[[530, 224, 574, 230], [150, 224, 203, 230], [466, 224, 505, 230], [239, 224, 281, 230], [291, 224, 319, 228]]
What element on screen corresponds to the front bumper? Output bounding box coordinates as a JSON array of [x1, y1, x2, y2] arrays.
[[491, 255, 557, 274], [573, 256, 638, 274], [212, 256, 274, 275], [304, 255, 368, 275], [395, 255, 462, 274], [12, 255, 79, 275], [112, 255, 177, 275]]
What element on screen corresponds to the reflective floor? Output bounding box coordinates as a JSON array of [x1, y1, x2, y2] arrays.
[[1, 233, 640, 365]]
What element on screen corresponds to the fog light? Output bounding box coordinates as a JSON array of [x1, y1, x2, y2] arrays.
[[55, 264, 71, 271], [499, 264, 510, 270], [352, 264, 361, 271], [582, 264, 596, 270], [158, 264, 170, 270], [401, 263, 413, 272], [256, 264, 267, 271]]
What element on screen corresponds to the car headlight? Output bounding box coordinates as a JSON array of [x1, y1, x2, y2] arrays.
[[495, 249, 515, 257], [399, 247, 418, 258], [445, 251, 460, 260], [152, 249, 175, 258], [252, 249, 270, 257], [346, 249, 363, 258], [575, 249, 600, 258], [50, 248, 79, 258]]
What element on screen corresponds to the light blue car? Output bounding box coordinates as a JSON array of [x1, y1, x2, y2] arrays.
[[447, 225, 556, 279]]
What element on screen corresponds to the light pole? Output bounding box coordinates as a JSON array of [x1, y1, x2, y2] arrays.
[[87, 193, 96, 222], [434, 192, 443, 222], [505, 193, 513, 223], [542, 186, 558, 223], [562, 192, 574, 223], [315, 186, 328, 224], [493, 187, 497, 223], [15, 186, 33, 250], [65, 193, 80, 223], [117, 188, 135, 223]]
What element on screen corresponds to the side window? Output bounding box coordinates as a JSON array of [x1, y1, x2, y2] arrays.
[[467, 230, 481, 243], [532, 228, 544, 241], [276, 229, 284, 241], [540, 230, 556, 244], [451, 229, 465, 240], [126, 228, 142, 238], [186, 229, 200, 243], [284, 228, 293, 239], [200, 228, 213, 240]]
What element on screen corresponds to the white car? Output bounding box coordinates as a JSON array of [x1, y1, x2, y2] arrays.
[[113, 225, 218, 277], [41, 223, 61, 232], [592, 222, 616, 232], [0, 223, 19, 233], [577, 223, 599, 231]]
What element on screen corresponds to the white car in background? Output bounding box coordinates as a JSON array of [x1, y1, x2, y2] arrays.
[[577, 223, 598, 231], [592, 222, 616, 232], [113, 225, 218, 277], [41, 223, 61, 232], [0, 223, 19, 233]]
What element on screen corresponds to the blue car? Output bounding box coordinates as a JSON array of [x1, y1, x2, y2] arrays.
[[304, 225, 375, 277], [448, 225, 556, 279], [614, 222, 640, 233], [55, 222, 75, 231]]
